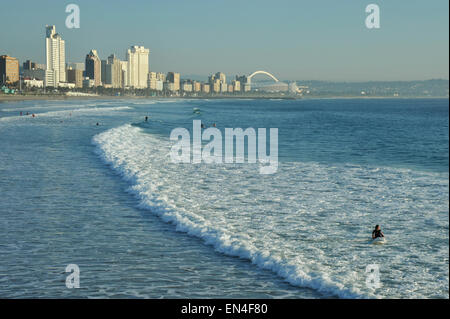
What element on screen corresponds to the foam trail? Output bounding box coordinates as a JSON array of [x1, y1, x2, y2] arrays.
[[92, 124, 371, 298], [92, 124, 448, 299]]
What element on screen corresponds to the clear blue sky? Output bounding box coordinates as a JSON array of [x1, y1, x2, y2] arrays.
[[0, 0, 448, 81]]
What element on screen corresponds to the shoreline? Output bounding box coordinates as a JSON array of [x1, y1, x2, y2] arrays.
[[0, 93, 448, 103]]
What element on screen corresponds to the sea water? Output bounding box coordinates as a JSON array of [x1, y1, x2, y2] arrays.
[[0, 98, 448, 298]]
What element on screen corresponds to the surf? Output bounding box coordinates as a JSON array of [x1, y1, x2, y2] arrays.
[[91, 100, 448, 299]]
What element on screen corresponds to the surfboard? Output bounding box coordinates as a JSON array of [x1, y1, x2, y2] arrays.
[[371, 237, 386, 244]]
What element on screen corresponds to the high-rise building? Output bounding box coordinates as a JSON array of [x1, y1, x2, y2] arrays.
[[102, 54, 122, 88], [166, 72, 180, 91], [101, 60, 107, 85], [221, 82, 228, 93], [148, 71, 157, 90], [23, 60, 36, 70], [236, 75, 249, 91], [156, 72, 164, 81], [201, 83, 210, 93], [120, 61, 128, 88], [45, 25, 66, 87], [215, 72, 226, 84], [209, 72, 227, 93], [0, 55, 19, 85], [164, 82, 176, 92], [0, 55, 19, 84], [181, 80, 193, 92], [67, 67, 83, 88], [212, 79, 221, 93], [85, 50, 101, 87], [126, 46, 149, 88], [193, 81, 201, 92], [208, 74, 215, 88], [232, 80, 241, 92], [148, 72, 164, 91]]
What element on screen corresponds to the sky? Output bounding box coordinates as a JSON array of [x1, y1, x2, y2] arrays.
[[0, 0, 448, 81]]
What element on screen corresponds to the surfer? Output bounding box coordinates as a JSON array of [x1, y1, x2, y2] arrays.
[[372, 225, 384, 239], [145, 116, 148, 122]]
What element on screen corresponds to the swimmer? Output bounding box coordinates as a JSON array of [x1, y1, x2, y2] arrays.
[[372, 225, 385, 239]]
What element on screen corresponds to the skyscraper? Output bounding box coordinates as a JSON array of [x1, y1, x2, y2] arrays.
[[120, 61, 128, 88], [85, 50, 101, 87], [236, 75, 250, 92], [45, 25, 66, 87], [215, 72, 226, 84], [209, 72, 227, 93], [126, 46, 149, 88], [148, 71, 157, 90], [0, 55, 19, 85], [102, 54, 122, 88], [232, 80, 241, 92], [166, 72, 180, 91], [23, 60, 35, 70], [67, 67, 83, 88]]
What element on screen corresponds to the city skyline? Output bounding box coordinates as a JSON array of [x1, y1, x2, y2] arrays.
[[0, 0, 449, 82], [0, 22, 448, 97]]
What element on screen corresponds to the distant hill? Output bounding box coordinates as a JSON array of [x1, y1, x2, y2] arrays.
[[294, 79, 449, 97]]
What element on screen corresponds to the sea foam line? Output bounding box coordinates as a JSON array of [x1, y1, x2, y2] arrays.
[[92, 124, 370, 299], [0, 106, 131, 122]]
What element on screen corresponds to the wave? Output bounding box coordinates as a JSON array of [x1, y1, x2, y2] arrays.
[[0, 106, 132, 122], [0, 100, 124, 112], [92, 124, 449, 299]]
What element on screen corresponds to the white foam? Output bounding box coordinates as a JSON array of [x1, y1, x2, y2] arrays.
[[0, 100, 121, 112], [0, 106, 131, 122], [92, 124, 449, 299]]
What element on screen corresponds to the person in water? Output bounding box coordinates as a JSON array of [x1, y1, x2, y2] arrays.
[[145, 116, 148, 122], [372, 225, 384, 239]]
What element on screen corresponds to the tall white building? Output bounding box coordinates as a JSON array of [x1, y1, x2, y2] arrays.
[[45, 25, 66, 87], [126, 46, 149, 88]]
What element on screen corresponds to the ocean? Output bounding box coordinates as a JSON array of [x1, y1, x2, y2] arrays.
[[0, 97, 448, 298]]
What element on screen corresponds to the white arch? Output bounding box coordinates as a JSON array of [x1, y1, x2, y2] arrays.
[[247, 70, 279, 82]]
